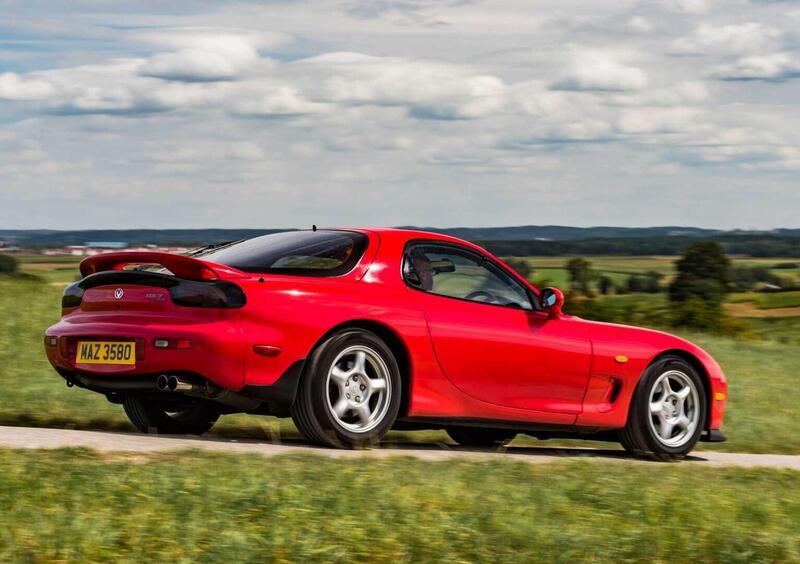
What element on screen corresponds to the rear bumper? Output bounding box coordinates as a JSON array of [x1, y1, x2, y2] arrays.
[[44, 315, 245, 391]]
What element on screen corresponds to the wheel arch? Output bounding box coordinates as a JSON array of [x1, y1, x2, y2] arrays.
[[650, 349, 712, 431], [308, 319, 412, 418]]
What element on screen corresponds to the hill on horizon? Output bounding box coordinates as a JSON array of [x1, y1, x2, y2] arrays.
[[2, 225, 799, 247]]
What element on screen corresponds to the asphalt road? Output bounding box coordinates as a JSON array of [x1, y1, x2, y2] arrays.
[[1, 425, 799, 468]]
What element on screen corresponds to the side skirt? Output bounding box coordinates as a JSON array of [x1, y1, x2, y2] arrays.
[[398, 416, 620, 442]]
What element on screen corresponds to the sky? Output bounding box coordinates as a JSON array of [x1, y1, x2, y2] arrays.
[[0, 0, 799, 230]]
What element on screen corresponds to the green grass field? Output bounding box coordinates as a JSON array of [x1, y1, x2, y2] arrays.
[[729, 291, 800, 309], [1, 448, 798, 562], [518, 255, 800, 293], [1, 271, 799, 454]]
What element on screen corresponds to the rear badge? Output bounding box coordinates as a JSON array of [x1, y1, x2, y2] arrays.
[[114, 288, 124, 300]]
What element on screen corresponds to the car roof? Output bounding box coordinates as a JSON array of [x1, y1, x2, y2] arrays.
[[335, 227, 482, 248]]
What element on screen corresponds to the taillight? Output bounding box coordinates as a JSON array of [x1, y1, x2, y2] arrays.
[[154, 338, 194, 350], [169, 281, 246, 308], [62, 283, 84, 309]]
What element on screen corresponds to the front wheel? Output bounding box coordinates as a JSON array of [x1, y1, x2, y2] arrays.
[[123, 396, 220, 435], [619, 355, 706, 459], [291, 329, 402, 448]]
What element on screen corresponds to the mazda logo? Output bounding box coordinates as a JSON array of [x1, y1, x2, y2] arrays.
[[114, 288, 124, 300]]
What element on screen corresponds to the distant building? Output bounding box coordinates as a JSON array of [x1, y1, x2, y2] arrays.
[[86, 242, 128, 249], [755, 282, 782, 292], [0, 240, 21, 253]]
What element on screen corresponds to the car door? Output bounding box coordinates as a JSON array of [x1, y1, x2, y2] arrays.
[[404, 241, 592, 414]]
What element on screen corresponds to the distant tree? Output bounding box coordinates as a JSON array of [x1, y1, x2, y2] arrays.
[[598, 275, 614, 295], [503, 257, 531, 280], [729, 265, 782, 292], [643, 270, 664, 293], [669, 241, 731, 330], [0, 254, 18, 275], [626, 275, 644, 293], [565, 258, 594, 295]]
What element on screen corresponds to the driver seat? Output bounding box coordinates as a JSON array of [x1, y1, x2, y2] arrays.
[[407, 251, 434, 291]]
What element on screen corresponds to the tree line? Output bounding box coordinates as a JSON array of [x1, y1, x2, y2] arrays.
[[484, 235, 800, 257]]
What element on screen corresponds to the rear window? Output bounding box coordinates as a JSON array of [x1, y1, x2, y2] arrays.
[[195, 230, 368, 277]]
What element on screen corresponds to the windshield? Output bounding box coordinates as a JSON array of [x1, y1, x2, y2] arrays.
[[195, 230, 368, 276]]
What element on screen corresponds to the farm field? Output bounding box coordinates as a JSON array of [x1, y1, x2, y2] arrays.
[[521, 255, 800, 287], [1, 448, 799, 562], [518, 255, 800, 346], [1, 258, 799, 454]]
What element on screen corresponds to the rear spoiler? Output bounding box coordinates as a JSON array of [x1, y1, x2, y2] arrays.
[[79, 252, 240, 281]]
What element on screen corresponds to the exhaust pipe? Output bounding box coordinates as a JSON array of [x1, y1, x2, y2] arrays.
[[167, 375, 194, 392], [156, 374, 170, 391], [156, 374, 260, 411]]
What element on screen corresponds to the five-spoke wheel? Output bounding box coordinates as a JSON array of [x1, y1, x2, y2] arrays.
[[647, 370, 700, 448], [620, 355, 706, 459], [291, 329, 402, 448], [326, 346, 392, 434]]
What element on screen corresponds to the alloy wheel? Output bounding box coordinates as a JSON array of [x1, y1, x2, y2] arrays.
[[325, 345, 392, 433], [647, 370, 700, 448]]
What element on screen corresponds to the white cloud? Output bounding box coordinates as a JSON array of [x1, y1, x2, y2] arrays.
[[627, 16, 654, 33], [230, 84, 329, 116], [612, 81, 709, 106], [551, 52, 648, 91], [137, 30, 280, 82], [713, 52, 800, 81], [140, 47, 258, 82], [671, 23, 782, 55], [0, 72, 55, 100], [302, 52, 508, 119], [617, 106, 701, 133], [662, 0, 715, 14]]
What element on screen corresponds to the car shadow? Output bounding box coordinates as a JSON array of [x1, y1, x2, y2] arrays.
[[140, 431, 708, 463]]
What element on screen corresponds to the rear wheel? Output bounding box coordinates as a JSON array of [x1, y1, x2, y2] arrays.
[[291, 329, 402, 448], [447, 427, 516, 448], [123, 396, 220, 435], [619, 355, 706, 460]]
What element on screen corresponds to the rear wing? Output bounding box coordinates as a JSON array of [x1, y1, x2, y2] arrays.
[[79, 252, 241, 281]]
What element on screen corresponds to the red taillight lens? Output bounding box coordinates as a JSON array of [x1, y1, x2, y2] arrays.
[[153, 338, 193, 350]]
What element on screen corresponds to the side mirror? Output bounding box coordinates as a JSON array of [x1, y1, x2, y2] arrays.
[[540, 287, 564, 319]]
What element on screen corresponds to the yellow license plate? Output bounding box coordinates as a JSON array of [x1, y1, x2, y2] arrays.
[[76, 341, 136, 365]]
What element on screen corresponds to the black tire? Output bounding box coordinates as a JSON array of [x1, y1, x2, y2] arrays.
[[123, 396, 220, 435], [291, 329, 402, 449], [446, 427, 516, 448], [619, 355, 706, 460]]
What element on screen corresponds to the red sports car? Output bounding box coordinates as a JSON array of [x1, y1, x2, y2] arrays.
[[44, 228, 727, 457]]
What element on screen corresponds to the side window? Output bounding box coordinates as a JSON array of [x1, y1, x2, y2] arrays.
[[404, 244, 532, 310]]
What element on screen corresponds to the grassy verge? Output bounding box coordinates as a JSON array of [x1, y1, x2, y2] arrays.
[[1, 448, 799, 562], [2, 276, 799, 454]]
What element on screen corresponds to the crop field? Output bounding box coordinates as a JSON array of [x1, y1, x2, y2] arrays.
[[521, 255, 800, 287], [2, 258, 800, 454], [729, 291, 800, 309], [1, 448, 799, 562]]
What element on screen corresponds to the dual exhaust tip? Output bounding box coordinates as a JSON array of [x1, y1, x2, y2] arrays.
[[156, 374, 193, 393]]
